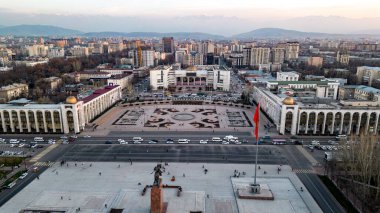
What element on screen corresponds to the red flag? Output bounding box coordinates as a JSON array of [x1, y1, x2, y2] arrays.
[[253, 103, 260, 141]]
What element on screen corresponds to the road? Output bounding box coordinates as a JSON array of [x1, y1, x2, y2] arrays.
[[281, 145, 345, 213], [0, 144, 72, 207]]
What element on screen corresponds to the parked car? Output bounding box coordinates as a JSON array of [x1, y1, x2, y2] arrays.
[[212, 137, 222, 142], [148, 140, 158, 144], [83, 135, 91, 138], [132, 137, 143, 142], [178, 139, 190, 144], [166, 139, 174, 144], [199, 140, 208, 144], [105, 141, 113, 144]]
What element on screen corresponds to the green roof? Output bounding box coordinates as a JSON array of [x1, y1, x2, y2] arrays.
[[268, 81, 329, 85]]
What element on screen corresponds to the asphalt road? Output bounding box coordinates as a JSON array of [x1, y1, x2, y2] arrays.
[[61, 144, 287, 165], [281, 145, 345, 213]]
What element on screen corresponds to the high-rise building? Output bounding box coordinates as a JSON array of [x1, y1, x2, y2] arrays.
[[285, 42, 300, 61], [162, 37, 174, 53], [243, 47, 270, 67], [142, 50, 154, 67], [271, 48, 285, 64], [175, 50, 186, 64]]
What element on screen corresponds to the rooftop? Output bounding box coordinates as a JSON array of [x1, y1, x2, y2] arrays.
[[356, 85, 380, 94], [81, 85, 119, 103], [268, 81, 329, 85], [359, 66, 380, 71], [0, 83, 28, 91]]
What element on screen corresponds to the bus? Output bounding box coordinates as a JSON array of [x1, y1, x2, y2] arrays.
[[272, 139, 287, 145]]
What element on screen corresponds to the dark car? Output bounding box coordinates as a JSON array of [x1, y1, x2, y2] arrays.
[[105, 141, 113, 144], [293, 140, 303, 145]]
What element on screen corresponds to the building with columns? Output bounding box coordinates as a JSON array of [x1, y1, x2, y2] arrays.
[[0, 85, 122, 134], [150, 65, 230, 92], [252, 84, 380, 136]]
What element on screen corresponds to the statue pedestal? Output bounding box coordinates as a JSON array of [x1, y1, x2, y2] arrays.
[[250, 184, 261, 194], [151, 185, 164, 213]]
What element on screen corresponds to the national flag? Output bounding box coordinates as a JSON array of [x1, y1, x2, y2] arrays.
[[253, 103, 260, 141]]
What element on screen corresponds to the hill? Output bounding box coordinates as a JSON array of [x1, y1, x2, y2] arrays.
[[233, 28, 329, 39], [83, 31, 225, 40], [0, 25, 82, 36]]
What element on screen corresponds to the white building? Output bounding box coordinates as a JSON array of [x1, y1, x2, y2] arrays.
[[48, 47, 65, 58], [142, 50, 154, 67], [0, 85, 122, 134], [150, 65, 230, 91], [107, 73, 133, 90], [277, 71, 299, 81], [252, 83, 380, 136]]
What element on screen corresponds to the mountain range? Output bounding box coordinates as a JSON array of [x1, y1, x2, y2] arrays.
[[0, 25, 379, 39]]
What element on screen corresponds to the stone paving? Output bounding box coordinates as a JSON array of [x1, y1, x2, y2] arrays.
[[1, 162, 321, 213], [86, 104, 273, 136]]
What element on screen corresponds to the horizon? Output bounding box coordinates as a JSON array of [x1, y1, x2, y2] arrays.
[[0, 0, 380, 35]]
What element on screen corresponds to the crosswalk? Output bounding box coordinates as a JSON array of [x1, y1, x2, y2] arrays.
[[292, 169, 314, 174], [33, 161, 55, 167]]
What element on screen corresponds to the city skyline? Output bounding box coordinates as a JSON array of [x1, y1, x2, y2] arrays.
[[0, 0, 380, 35]]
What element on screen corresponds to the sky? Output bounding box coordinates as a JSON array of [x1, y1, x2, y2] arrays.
[[0, 0, 380, 35]]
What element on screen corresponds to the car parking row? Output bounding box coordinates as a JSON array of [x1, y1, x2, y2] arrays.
[[108, 135, 249, 145]]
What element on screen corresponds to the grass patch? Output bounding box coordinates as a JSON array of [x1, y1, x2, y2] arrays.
[[318, 175, 358, 213], [0, 157, 24, 167]]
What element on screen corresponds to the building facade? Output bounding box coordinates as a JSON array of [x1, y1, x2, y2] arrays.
[[150, 65, 230, 91], [0, 85, 122, 134], [252, 86, 380, 136], [0, 83, 29, 102], [356, 66, 380, 86]]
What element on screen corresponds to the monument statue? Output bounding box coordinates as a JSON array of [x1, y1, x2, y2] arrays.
[[152, 164, 163, 186]]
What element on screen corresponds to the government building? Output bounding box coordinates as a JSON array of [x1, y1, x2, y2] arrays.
[[252, 81, 380, 136], [150, 65, 230, 92], [0, 85, 122, 134]]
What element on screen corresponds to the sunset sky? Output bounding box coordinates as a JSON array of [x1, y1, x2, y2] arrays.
[[0, 0, 379, 34]]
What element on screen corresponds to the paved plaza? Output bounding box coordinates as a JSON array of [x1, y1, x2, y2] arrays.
[[89, 104, 273, 136], [1, 162, 321, 213]]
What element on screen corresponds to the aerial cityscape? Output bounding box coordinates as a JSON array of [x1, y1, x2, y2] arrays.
[[0, 0, 379, 213]]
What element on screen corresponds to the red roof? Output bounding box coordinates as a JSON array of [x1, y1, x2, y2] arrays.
[[81, 85, 119, 103]]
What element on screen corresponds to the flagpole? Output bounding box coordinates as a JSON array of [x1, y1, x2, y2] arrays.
[[254, 135, 259, 185]]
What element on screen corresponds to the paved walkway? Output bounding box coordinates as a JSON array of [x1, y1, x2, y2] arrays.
[[1, 162, 322, 213]]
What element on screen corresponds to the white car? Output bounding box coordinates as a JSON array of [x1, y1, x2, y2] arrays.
[[222, 141, 230, 145], [120, 141, 128, 144], [212, 137, 222, 142], [148, 140, 158, 144], [18, 143, 26, 148], [31, 144, 38, 148], [48, 140, 56, 144], [178, 139, 190, 144], [19, 172, 28, 180], [166, 139, 174, 144], [132, 137, 143, 142], [200, 140, 208, 144], [133, 141, 142, 144], [9, 139, 19, 144], [71, 135, 78, 139], [83, 135, 91, 138], [60, 136, 68, 139], [10, 144, 16, 148], [234, 141, 242, 145]]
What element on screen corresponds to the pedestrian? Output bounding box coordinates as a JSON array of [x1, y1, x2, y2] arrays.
[[258, 166, 261, 170], [75, 163, 77, 167], [37, 175, 39, 180], [105, 204, 108, 208], [183, 173, 185, 177], [61, 196, 63, 200], [67, 163, 69, 167], [56, 171, 58, 175], [90, 163, 92, 167], [118, 164, 120, 168], [99, 172, 102, 176]]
